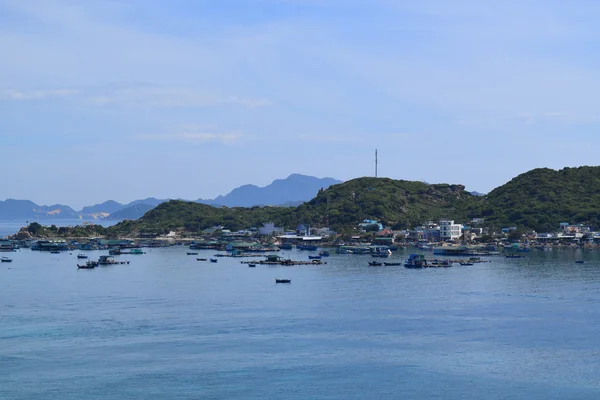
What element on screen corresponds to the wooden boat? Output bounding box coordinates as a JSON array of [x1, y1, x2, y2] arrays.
[[1, 256, 12, 262], [77, 254, 88, 259], [50, 251, 61, 254], [196, 258, 207, 261], [505, 254, 523, 259], [187, 252, 198, 255], [404, 254, 426, 269], [275, 279, 291, 283], [248, 264, 256, 268], [575, 260, 585, 264], [382, 262, 401, 266], [78, 261, 97, 269], [368, 261, 383, 266], [460, 262, 474, 266], [308, 255, 322, 260], [319, 251, 330, 257], [210, 258, 218, 263]]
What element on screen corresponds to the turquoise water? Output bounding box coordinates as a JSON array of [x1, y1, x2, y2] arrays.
[[2, 248, 600, 399]]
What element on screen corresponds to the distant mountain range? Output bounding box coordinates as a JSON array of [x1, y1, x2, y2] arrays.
[[198, 174, 341, 207], [0, 174, 341, 222]]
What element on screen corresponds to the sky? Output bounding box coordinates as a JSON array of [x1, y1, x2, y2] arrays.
[[2, 0, 600, 209]]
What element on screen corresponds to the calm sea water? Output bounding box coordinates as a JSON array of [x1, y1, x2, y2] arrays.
[[0, 219, 118, 238], [2, 247, 600, 399]]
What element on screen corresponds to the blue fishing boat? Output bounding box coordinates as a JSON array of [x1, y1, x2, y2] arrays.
[[404, 254, 426, 269]]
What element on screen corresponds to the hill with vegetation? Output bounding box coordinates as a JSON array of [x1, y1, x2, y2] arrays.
[[294, 177, 474, 229], [471, 166, 600, 231], [107, 177, 476, 236], [108, 201, 296, 236]]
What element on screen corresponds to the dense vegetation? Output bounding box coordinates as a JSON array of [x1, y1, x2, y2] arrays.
[[108, 201, 296, 236], [21, 222, 108, 238], [106, 178, 476, 235], [295, 177, 474, 229], [471, 167, 600, 231]]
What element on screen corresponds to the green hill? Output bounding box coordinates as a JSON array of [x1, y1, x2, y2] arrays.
[[472, 166, 600, 231], [293, 177, 474, 229], [108, 200, 296, 236], [103, 167, 600, 237], [107, 177, 475, 235]]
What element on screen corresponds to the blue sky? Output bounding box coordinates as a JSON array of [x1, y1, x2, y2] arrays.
[[1, 0, 600, 209]]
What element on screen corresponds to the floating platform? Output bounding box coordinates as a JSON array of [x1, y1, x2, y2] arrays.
[[241, 259, 325, 266]]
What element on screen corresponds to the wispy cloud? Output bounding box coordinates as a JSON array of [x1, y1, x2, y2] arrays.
[[0, 85, 270, 109], [0, 88, 79, 100], [135, 127, 245, 145], [297, 134, 365, 143], [87, 86, 271, 109]]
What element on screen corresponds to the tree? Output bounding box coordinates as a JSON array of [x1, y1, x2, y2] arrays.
[[364, 224, 380, 232], [507, 229, 524, 242]]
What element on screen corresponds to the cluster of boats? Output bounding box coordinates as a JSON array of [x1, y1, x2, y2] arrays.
[[367, 254, 481, 268], [77, 255, 130, 269]]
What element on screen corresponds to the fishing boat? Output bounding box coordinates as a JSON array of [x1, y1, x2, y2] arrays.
[[98, 255, 124, 265], [279, 243, 293, 250], [248, 264, 256, 268], [187, 252, 198, 256], [1, 256, 12, 263], [50, 251, 61, 254], [460, 262, 474, 266], [404, 254, 426, 269], [382, 262, 402, 266], [368, 261, 383, 266], [275, 279, 291, 283], [210, 258, 218, 263], [77, 254, 88, 259], [319, 251, 330, 257], [575, 260, 585, 264], [78, 260, 97, 269], [196, 258, 207, 261], [505, 254, 523, 259], [308, 255, 322, 260]]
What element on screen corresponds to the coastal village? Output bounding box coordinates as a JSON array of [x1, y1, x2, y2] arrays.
[[1, 216, 598, 264]]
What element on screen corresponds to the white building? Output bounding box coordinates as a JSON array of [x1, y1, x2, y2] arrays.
[[258, 222, 284, 236], [439, 219, 462, 241]]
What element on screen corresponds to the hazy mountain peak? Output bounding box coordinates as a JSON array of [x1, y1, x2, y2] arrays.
[[199, 174, 342, 207]]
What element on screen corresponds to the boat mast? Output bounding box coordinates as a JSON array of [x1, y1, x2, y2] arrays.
[[375, 149, 378, 178]]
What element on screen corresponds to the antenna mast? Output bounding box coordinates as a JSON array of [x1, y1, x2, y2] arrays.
[[375, 149, 378, 178]]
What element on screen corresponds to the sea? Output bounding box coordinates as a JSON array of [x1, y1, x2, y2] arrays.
[[2, 246, 600, 399]]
